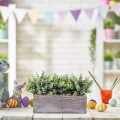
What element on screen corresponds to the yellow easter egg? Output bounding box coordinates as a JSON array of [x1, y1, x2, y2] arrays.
[[87, 100, 97, 109], [95, 102, 107, 112]]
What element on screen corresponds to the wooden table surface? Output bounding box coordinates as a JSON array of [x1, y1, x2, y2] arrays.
[[0, 106, 120, 120]]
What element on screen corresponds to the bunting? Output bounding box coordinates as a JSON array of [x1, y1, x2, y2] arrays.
[[44, 11, 54, 22], [57, 11, 67, 21], [84, 8, 94, 18], [98, 5, 109, 19], [0, 0, 10, 6], [28, 10, 40, 24], [70, 10, 81, 21], [0, 6, 9, 22], [0, 4, 112, 24], [14, 8, 27, 24]]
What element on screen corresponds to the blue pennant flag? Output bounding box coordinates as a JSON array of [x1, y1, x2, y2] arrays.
[[44, 11, 54, 22]]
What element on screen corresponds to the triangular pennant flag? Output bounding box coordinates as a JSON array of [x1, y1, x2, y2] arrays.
[[98, 5, 109, 19], [84, 8, 94, 18], [57, 11, 67, 21], [14, 9, 27, 24], [70, 10, 81, 21], [1, 0, 10, 6], [44, 11, 54, 22], [28, 10, 40, 24], [0, 6, 9, 22]]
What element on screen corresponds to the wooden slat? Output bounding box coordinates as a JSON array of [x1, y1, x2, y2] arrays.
[[33, 114, 62, 120], [63, 109, 92, 120], [2, 107, 33, 120], [0, 108, 9, 120], [89, 105, 120, 120]]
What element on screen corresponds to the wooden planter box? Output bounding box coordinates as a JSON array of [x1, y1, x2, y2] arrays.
[[33, 95, 87, 114]]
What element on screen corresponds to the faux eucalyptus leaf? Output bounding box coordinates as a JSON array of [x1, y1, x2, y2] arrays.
[[26, 72, 93, 96]]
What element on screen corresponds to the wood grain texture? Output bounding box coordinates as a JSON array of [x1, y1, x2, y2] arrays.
[[33, 95, 87, 114]]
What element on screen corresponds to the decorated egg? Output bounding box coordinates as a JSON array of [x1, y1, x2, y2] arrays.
[[7, 99, 18, 108], [29, 99, 33, 107], [109, 98, 117, 107], [87, 99, 97, 109], [22, 96, 29, 107], [95, 102, 107, 112], [2, 102, 7, 108], [0, 102, 2, 109]]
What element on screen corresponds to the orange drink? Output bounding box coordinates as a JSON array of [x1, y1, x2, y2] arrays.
[[100, 89, 112, 104]]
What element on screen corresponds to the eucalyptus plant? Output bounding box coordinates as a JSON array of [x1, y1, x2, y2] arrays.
[[0, 20, 7, 29], [115, 51, 120, 59], [89, 29, 96, 65], [26, 72, 93, 96], [104, 53, 113, 61]]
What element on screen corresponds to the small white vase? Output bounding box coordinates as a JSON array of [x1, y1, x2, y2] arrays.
[[0, 29, 8, 39], [115, 58, 120, 69]]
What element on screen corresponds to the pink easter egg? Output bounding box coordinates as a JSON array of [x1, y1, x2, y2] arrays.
[[0, 102, 2, 109]]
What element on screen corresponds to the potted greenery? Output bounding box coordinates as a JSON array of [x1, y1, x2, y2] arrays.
[[114, 51, 120, 69], [104, 52, 113, 69], [0, 20, 8, 39], [0, 54, 7, 60], [27, 72, 92, 113], [104, 19, 115, 39]]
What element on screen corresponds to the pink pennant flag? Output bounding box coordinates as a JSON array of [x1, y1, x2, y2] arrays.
[[57, 11, 67, 21], [84, 8, 94, 18], [70, 10, 81, 21]]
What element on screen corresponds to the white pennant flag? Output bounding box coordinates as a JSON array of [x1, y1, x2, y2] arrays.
[[14, 8, 27, 24], [98, 5, 109, 19], [0, 6, 9, 22], [28, 9, 39, 24]]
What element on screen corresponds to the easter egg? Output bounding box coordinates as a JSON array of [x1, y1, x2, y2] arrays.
[[87, 99, 97, 109], [7, 99, 18, 108], [22, 96, 29, 107], [0, 102, 2, 109], [29, 99, 33, 107], [109, 98, 117, 107], [2, 102, 7, 108], [95, 103, 107, 112]]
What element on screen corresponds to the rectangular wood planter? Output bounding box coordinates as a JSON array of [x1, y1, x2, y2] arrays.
[[33, 95, 87, 114]]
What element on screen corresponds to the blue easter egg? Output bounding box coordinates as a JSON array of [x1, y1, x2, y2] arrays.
[[22, 96, 29, 107], [109, 98, 117, 107]]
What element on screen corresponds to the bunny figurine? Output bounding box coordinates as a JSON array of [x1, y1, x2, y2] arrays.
[[0, 60, 10, 103], [11, 81, 26, 107]]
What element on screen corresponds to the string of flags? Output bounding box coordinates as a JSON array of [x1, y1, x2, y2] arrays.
[[0, 4, 119, 24]]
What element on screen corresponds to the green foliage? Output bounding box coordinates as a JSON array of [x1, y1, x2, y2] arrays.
[[0, 20, 7, 29], [26, 72, 93, 96], [110, 0, 120, 2], [114, 51, 120, 58], [0, 54, 8, 60], [104, 53, 113, 61], [89, 29, 96, 65], [104, 19, 115, 29]]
